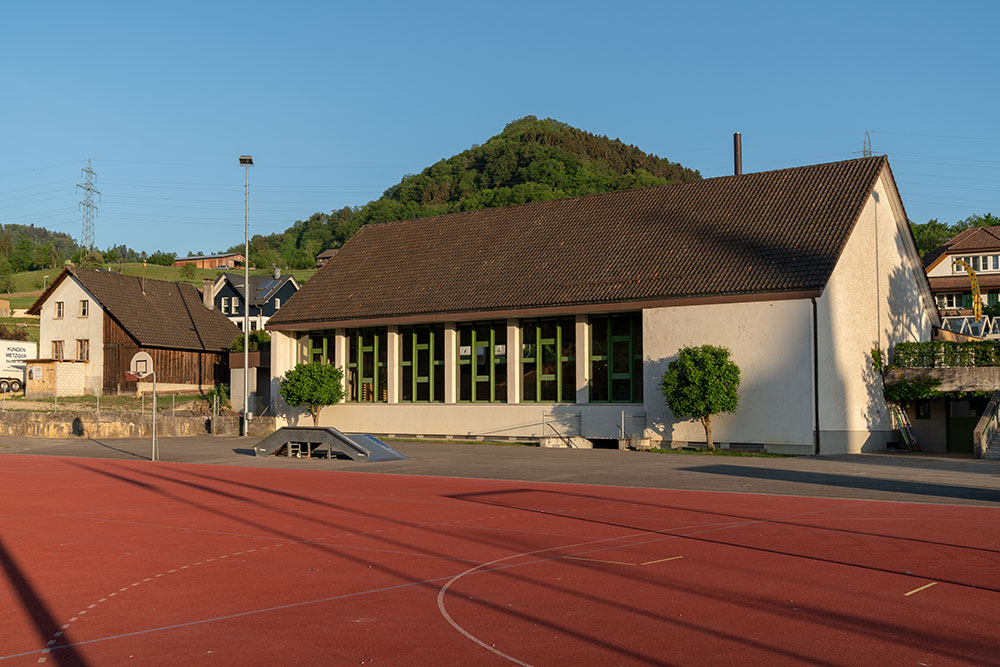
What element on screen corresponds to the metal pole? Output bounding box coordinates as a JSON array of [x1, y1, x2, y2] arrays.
[[243, 161, 250, 437], [97, 392, 100, 421], [152, 372, 157, 462], [172, 394, 175, 417]]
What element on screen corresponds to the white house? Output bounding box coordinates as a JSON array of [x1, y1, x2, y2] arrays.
[[265, 156, 938, 455]]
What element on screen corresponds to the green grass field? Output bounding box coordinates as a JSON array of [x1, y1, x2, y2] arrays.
[[0, 317, 39, 342]]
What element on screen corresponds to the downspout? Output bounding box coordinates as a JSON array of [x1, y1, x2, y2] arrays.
[[812, 297, 821, 456]]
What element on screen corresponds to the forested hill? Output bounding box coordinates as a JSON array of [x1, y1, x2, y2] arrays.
[[240, 116, 703, 269]]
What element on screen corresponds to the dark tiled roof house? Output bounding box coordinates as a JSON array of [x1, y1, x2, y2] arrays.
[[29, 268, 239, 394], [267, 156, 939, 455]]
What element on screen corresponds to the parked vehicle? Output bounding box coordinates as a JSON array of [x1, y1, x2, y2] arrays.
[[0, 340, 37, 393]]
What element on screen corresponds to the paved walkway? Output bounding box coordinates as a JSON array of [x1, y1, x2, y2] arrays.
[[2, 435, 997, 506]]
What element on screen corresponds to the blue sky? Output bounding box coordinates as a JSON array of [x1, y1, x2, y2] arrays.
[[1, 1, 997, 256]]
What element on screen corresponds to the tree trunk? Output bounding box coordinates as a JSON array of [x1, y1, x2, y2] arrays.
[[312, 406, 320, 428], [701, 416, 714, 451]]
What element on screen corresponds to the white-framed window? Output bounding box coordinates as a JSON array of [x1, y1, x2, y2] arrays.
[[76, 339, 90, 361], [952, 254, 1000, 274], [52, 340, 64, 360], [55, 302, 64, 319], [274, 298, 281, 310], [79, 300, 89, 317], [221, 297, 229, 314], [936, 293, 962, 309]]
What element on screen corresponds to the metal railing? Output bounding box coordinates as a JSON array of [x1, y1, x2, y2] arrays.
[[972, 390, 1000, 459], [940, 316, 1000, 339]]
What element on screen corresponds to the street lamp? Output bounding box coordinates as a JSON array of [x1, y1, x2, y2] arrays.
[[240, 155, 253, 436]]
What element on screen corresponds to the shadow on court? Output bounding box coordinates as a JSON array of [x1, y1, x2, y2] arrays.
[[684, 464, 1000, 503]]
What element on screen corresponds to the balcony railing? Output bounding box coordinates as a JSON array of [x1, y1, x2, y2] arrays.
[[940, 316, 1000, 339]]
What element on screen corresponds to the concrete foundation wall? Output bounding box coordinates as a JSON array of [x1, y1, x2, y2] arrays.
[[0, 411, 276, 438]]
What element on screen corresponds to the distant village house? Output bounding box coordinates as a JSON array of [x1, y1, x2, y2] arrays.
[[173, 252, 248, 270], [28, 268, 239, 395]]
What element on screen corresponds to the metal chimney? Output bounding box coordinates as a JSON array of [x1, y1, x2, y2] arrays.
[[734, 132, 742, 176]]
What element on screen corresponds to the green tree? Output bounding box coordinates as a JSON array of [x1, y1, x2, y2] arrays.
[[659, 345, 741, 451], [179, 262, 196, 280], [10, 236, 34, 272], [147, 251, 176, 266], [909, 219, 953, 257], [0, 254, 15, 293], [279, 362, 344, 427]]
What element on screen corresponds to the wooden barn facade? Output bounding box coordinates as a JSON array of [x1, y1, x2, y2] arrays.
[[30, 268, 239, 395]]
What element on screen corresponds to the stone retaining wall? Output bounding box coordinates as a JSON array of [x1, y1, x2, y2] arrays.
[[0, 411, 276, 439]]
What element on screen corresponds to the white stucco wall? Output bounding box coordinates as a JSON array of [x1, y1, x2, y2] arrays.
[[37, 277, 104, 395], [641, 299, 815, 453], [816, 168, 937, 453]]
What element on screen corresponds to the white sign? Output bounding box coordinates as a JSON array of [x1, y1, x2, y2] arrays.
[[459, 345, 472, 357], [494, 345, 506, 357], [29, 366, 42, 380]]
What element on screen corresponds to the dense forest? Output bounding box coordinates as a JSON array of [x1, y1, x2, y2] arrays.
[[232, 116, 703, 269]]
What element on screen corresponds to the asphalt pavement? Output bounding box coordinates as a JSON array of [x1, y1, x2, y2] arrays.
[[1, 434, 998, 506]]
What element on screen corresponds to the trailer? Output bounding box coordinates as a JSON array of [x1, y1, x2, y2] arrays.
[[0, 340, 37, 393]]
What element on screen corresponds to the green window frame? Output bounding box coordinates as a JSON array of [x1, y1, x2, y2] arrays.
[[346, 327, 387, 402], [521, 318, 575, 403], [400, 325, 445, 403], [589, 312, 643, 403], [458, 321, 507, 402], [307, 330, 336, 364]]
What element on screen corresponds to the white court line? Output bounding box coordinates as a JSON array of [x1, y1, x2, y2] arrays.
[[436, 501, 864, 665]]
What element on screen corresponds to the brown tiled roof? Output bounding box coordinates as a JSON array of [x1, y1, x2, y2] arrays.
[[269, 156, 889, 327], [923, 226, 1000, 269], [29, 269, 239, 351], [927, 274, 1000, 291]]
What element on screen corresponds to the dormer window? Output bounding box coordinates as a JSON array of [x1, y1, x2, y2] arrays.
[[221, 297, 229, 314]]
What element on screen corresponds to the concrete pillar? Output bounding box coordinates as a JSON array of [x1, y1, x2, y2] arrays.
[[387, 326, 399, 404], [575, 315, 589, 404], [335, 329, 348, 399], [507, 319, 521, 404], [444, 323, 457, 403]]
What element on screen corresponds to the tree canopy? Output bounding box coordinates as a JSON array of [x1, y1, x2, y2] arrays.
[[910, 213, 1000, 257], [659, 345, 741, 451], [279, 362, 344, 427]]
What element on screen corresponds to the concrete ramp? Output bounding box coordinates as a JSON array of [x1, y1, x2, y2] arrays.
[[254, 427, 407, 462]]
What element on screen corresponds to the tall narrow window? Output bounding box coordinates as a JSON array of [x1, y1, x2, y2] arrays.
[[400, 325, 445, 402], [308, 331, 336, 364], [346, 328, 387, 402], [458, 321, 507, 402], [55, 302, 64, 319], [275, 298, 281, 310], [52, 340, 64, 360], [589, 312, 643, 403], [221, 297, 229, 314], [521, 318, 575, 403], [79, 300, 89, 317], [76, 339, 90, 361]]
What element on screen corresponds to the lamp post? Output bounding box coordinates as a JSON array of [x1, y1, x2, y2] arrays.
[[239, 155, 253, 436]]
